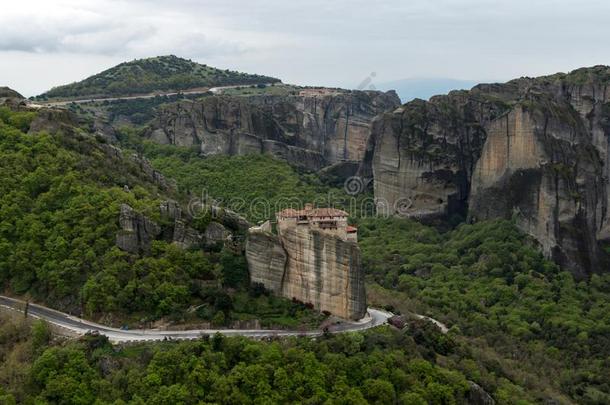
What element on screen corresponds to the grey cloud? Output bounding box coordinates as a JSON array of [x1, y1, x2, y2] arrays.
[[1, 0, 609, 96]]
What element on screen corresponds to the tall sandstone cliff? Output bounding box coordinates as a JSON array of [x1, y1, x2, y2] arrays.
[[146, 90, 400, 170], [360, 66, 610, 276], [246, 226, 366, 320]]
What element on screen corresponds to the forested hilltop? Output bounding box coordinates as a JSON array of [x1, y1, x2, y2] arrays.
[[37, 55, 280, 100]]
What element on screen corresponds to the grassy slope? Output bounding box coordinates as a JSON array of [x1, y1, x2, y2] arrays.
[[39, 55, 281, 100], [138, 140, 371, 223]]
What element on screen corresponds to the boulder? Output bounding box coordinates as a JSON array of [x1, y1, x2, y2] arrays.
[[204, 221, 230, 247], [467, 381, 495, 405]]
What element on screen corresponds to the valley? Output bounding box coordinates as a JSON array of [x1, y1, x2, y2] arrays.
[[1, 56, 609, 403]]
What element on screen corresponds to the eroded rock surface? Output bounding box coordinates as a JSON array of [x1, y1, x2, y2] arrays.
[[116, 204, 161, 254], [362, 66, 610, 275], [146, 90, 400, 170], [245, 222, 366, 320], [246, 229, 288, 294]]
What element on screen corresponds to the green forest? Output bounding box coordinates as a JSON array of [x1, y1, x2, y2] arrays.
[[0, 107, 320, 328], [1, 103, 610, 403], [38, 56, 281, 100], [1, 315, 475, 404]]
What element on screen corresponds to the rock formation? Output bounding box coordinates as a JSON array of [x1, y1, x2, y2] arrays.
[[246, 230, 287, 294], [467, 381, 496, 405], [116, 204, 161, 254], [0, 86, 23, 103], [360, 66, 610, 276], [117, 200, 250, 253], [146, 89, 400, 170], [246, 208, 366, 320]]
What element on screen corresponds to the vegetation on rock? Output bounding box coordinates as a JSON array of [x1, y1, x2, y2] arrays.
[[38, 55, 280, 100], [0, 106, 319, 328]]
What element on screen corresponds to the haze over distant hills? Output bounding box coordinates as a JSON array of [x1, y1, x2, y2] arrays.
[[375, 78, 481, 102]]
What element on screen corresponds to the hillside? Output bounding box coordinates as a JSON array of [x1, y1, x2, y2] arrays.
[[0, 87, 23, 99], [0, 103, 325, 329], [38, 55, 281, 100], [2, 88, 610, 402]]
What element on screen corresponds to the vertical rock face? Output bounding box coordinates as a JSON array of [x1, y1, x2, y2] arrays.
[[116, 204, 161, 254], [364, 66, 610, 275], [470, 96, 607, 277], [360, 90, 510, 218], [246, 230, 288, 295], [245, 222, 367, 320], [146, 90, 400, 170], [278, 224, 366, 320]]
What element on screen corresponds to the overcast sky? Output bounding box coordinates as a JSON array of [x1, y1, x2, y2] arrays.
[[1, 0, 609, 96]]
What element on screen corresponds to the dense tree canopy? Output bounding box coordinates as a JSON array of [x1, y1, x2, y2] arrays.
[[39, 55, 281, 100], [358, 217, 610, 402], [0, 107, 320, 328]]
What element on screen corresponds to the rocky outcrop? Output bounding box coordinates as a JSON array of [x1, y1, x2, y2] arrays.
[[363, 66, 610, 276], [28, 108, 77, 135], [117, 201, 246, 253], [467, 381, 495, 405], [116, 204, 161, 254], [130, 153, 176, 191], [469, 96, 607, 276], [359, 88, 512, 218], [0, 86, 23, 99], [246, 229, 288, 294], [146, 90, 400, 170], [204, 222, 230, 248], [245, 223, 367, 320], [0, 87, 23, 104]]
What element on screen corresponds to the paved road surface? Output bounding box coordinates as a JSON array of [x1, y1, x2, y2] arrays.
[[36, 84, 274, 107], [0, 295, 392, 343]]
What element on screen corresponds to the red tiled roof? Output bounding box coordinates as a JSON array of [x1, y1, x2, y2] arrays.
[[278, 207, 349, 219], [346, 226, 358, 233]]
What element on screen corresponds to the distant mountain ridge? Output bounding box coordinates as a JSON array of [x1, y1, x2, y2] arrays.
[[376, 78, 480, 102], [38, 55, 281, 100]]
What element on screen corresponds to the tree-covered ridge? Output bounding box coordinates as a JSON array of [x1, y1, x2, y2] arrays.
[[358, 218, 610, 402], [39, 55, 281, 100]]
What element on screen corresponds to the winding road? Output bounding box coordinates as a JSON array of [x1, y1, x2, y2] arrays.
[[0, 295, 392, 343], [35, 84, 276, 107]]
